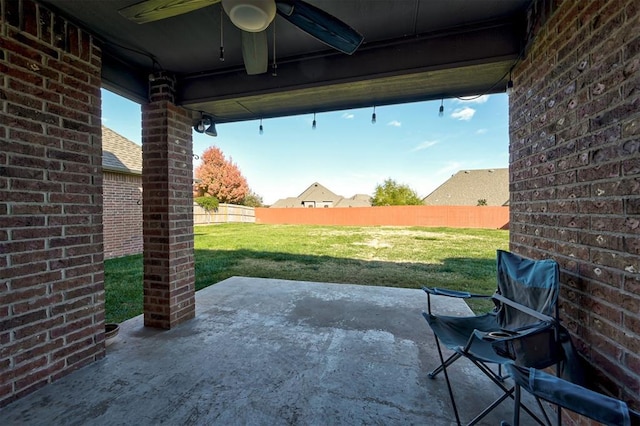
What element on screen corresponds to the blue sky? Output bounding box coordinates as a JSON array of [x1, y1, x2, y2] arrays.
[[102, 89, 509, 205]]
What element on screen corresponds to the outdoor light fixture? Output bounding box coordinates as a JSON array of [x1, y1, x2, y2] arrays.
[[194, 114, 217, 137], [205, 121, 217, 137], [506, 70, 514, 95], [371, 106, 377, 124], [439, 99, 444, 117], [222, 0, 276, 32], [259, 118, 264, 135], [312, 112, 317, 130]]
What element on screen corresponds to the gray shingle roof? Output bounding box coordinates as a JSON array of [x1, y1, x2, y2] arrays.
[[102, 126, 142, 174], [423, 168, 509, 206], [271, 182, 372, 208]]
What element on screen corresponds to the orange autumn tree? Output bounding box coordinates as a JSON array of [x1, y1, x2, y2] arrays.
[[195, 146, 249, 204]]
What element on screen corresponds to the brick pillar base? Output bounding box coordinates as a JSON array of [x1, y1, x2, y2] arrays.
[[142, 72, 195, 329]]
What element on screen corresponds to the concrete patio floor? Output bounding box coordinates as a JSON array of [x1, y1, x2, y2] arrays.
[[1, 277, 541, 425]]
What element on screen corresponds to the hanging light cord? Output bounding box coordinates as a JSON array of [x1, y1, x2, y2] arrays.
[[272, 21, 277, 76], [219, 8, 225, 61]]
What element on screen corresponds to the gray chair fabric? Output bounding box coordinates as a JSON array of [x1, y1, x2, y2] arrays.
[[503, 363, 638, 426], [423, 250, 566, 426]]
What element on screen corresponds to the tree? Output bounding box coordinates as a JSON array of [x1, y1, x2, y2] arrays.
[[371, 178, 423, 206], [195, 146, 249, 204], [242, 190, 264, 207]]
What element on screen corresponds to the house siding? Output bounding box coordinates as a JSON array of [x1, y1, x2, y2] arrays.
[[0, 0, 105, 407], [510, 0, 639, 412], [103, 171, 142, 259]]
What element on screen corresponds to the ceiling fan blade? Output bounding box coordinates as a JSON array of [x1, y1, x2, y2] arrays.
[[119, 0, 221, 24], [241, 30, 269, 75], [275, 0, 363, 55]]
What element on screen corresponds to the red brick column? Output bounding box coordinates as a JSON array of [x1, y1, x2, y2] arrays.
[[142, 72, 195, 329], [1, 0, 104, 407]]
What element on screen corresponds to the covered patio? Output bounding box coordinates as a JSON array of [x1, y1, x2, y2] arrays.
[[1, 0, 638, 422], [1, 277, 542, 425]]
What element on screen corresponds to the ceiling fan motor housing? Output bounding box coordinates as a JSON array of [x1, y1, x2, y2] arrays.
[[222, 0, 277, 32]]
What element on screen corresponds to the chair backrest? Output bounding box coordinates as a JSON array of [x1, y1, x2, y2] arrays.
[[496, 250, 559, 329]]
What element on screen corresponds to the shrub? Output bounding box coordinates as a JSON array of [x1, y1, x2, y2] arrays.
[[195, 196, 219, 212]]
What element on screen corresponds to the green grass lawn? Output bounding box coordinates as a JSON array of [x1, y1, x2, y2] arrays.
[[105, 224, 509, 323]]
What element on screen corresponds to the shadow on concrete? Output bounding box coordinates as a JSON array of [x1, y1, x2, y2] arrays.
[[193, 248, 497, 291]]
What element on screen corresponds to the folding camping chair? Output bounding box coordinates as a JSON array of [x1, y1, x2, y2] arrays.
[[502, 363, 640, 426], [422, 250, 568, 426]]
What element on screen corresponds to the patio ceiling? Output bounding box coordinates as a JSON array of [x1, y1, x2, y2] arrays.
[[39, 0, 531, 124]]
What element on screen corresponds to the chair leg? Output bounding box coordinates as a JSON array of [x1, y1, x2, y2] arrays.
[[428, 340, 548, 426], [468, 359, 548, 426], [428, 352, 462, 379], [513, 382, 521, 426], [534, 397, 552, 426], [433, 336, 462, 426]]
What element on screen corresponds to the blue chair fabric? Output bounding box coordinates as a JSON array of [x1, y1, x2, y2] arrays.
[[423, 250, 566, 426], [502, 363, 639, 426]]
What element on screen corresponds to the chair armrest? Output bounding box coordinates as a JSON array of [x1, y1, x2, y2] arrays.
[[484, 322, 562, 369], [423, 286, 492, 315], [464, 328, 525, 353], [506, 364, 639, 426], [423, 287, 490, 299]]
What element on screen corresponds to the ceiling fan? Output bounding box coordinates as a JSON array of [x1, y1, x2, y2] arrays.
[[119, 0, 364, 75]]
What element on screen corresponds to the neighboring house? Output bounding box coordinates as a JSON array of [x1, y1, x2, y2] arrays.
[[271, 182, 371, 208], [422, 168, 509, 206], [102, 126, 143, 259]]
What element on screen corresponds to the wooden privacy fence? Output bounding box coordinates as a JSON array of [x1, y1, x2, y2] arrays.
[[255, 206, 509, 229], [194, 203, 256, 224]]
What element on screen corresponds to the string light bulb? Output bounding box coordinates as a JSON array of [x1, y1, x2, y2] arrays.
[[312, 113, 316, 130], [371, 106, 377, 124], [259, 118, 263, 135], [439, 99, 444, 117]]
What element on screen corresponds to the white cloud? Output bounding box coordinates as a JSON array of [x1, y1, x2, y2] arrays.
[[387, 120, 401, 127], [476, 128, 488, 134], [457, 95, 490, 104], [411, 140, 438, 152], [451, 107, 476, 121], [342, 112, 354, 119]]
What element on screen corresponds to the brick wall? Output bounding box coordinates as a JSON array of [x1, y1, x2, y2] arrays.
[[0, 0, 105, 407], [510, 0, 639, 411], [103, 171, 142, 259]]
